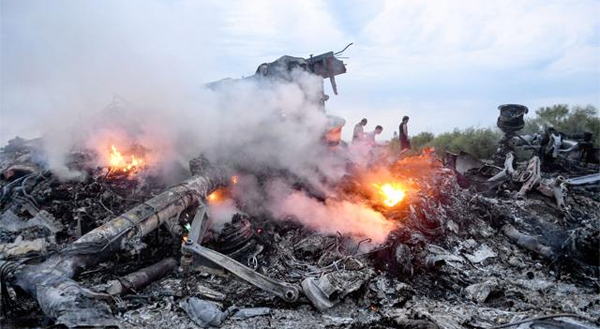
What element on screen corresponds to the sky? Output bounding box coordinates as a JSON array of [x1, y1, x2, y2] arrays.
[[1, 0, 599, 143]]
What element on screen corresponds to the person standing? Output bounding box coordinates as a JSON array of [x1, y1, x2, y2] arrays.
[[364, 125, 383, 146], [399, 116, 411, 150], [352, 118, 368, 143]]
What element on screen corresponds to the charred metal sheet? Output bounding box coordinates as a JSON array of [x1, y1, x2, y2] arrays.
[[183, 242, 300, 303], [453, 151, 483, 175], [565, 173, 600, 186]]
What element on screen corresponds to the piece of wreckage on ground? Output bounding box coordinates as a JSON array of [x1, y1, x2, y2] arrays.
[[1, 60, 599, 329], [449, 104, 599, 210]]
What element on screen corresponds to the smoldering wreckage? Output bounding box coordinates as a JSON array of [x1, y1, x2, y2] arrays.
[[1, 47, 599, 329]]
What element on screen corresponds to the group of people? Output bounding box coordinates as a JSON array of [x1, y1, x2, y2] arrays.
[[352, 116, 411, 150], [351, 118, 382, 146]]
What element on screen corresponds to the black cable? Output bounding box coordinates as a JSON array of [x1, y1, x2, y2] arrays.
[[355, 238, 372, 254], [334, 43, 354, 55]]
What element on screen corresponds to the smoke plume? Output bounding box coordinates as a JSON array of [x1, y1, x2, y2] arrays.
[[2, 0, 396, 243]]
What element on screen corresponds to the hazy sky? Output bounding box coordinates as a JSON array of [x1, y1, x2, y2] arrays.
[[1, 0, 599, 143]]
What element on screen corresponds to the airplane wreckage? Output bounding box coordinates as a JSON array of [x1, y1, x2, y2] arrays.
[[1, 47, 599, 329]]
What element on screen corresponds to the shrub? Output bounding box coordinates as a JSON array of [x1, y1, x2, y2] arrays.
[[411, 132, 435, 151], [388, 104, 598, 160], [430, 128, 501, 159], [523, 104, 600, 143]]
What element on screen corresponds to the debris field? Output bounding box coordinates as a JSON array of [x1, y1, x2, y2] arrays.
[[1, 51, 599, 329]]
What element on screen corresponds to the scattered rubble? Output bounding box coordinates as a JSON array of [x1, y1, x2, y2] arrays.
[[1, 63, 599, 329], [1, 135, 598, 328]]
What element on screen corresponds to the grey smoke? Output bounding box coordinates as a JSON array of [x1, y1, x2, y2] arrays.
[[1, 0, 397, 243], [38, 71, 397, 243]]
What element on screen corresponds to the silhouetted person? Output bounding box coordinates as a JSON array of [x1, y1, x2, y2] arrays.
[[352, 118, 368, 143], [399, 116, 411, 150]]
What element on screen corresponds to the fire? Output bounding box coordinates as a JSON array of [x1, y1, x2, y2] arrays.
[[108, 145, 144, 174], [208, 177, 237, 203], [207, 188, 227, 203], [390, 146, 441, 177], [207, 191, 220, 203], [360, 148, 440, 208], [374, 183, 406, 207]]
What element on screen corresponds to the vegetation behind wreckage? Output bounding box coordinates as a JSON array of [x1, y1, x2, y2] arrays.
[[405, 104, 600, 160]]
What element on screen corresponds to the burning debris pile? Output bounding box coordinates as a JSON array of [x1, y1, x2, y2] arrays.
[[1, 52, 599, 329]]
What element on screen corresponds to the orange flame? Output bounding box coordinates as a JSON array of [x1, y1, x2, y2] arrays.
[[360, 148, 440, 208], [373, 182, 406, 207], [108, 145, 144, 174], [207, 188, 227, 203], [207, 191, 220, 202]]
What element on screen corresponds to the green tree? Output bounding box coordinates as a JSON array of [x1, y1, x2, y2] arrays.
[[523, 104, 600, 143], [537, 104, 570, 124], [411, 132, 435, 151], [403, 103, 598, 161], [562, 105, 600, 142], [426, 128, 501, 159]]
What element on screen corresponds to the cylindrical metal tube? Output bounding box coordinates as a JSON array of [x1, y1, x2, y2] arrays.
[[502, 224, 554, 259], [106, 258, 178, 295]]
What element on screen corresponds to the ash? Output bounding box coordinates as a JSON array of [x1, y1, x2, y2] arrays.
[[1, 135, 598, 329]]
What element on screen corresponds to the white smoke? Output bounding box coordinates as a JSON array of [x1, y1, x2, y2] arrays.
[[38, 69, 338, 180], [2, 0, 396, 243], [207, 198, 240, 232], [35, 70, 399, 243], [266, 179, 395, 244]]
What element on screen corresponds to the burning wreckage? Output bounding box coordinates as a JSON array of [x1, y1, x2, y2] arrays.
[[1, 49, 599, 329]]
